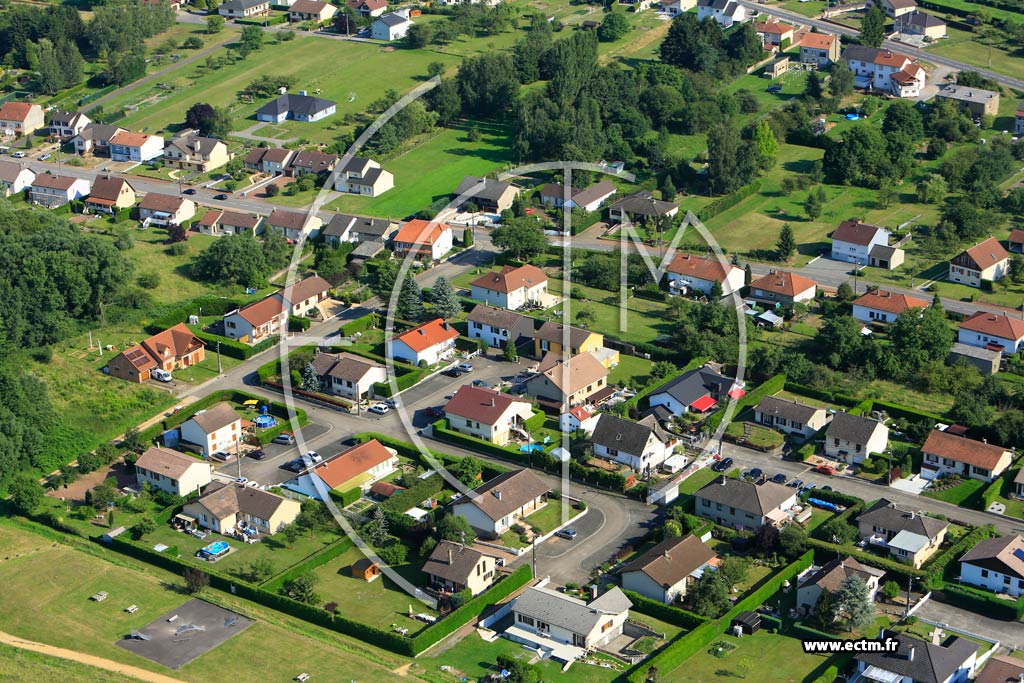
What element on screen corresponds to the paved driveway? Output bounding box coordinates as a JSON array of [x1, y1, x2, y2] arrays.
[[915, 598, 1024, 649]]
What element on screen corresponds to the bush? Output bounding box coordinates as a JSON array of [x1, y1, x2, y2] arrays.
[[622, 590, 708, 629], [328, 487, 362, 508], [288, 315, 311, 332], [940, 582, 1024, 621], [697, 181, 762, 222]]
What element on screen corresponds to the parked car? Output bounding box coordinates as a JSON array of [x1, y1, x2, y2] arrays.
[[772, 473, 788, 485], [11, 151, 26, 159], [272, 433, 296, 445], [720, 457, 734, 471], [767, 85, 783, 93], [151, 368, 173, 383], [457, 362, 474, 373], [213, 193, 228, 200], [802, 483, 817, 493], [814, 465, 836, 476], [822, 485, 833, 491], [248, 449, 266, 460], [384, 398, 399, 409], [368, 403, 390, 415], [211, 451, 233, 461], [749, 467, 763, 481], [788, 479, 804, 489], [280, 459, 304, 473], [443, 368, 463, 378], [182, 188, 196, 195], [235, 477, 248, 485], [555, 528, 578, 540], [305, 451, 322, 463], [39, 153, 51, 161], [423, 406, 445, 419], [471, 379, 490, 388]]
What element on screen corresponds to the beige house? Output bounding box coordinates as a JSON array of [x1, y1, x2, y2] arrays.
[[289, 0, 337, 22], [333, 156, 393, 197], [755, 20, 795, 47], [451, 469, 550, 535], [470, 264, 549, 311], [949, 237, 1009, 288], [266, 208, 323, 241], [164, 135, 230, 173], [311, 351, 387, 402], [754, 396, 831, 440], [920, 429, 1013, 483], [508, 586, 632, 660], [620, 534, 717, 604], [0, 160, 35, 196], [0, 102, 44, 137], [183, 482, 300, 536], [179, 402, 242, 457], [824, 412, 889, 465], [84, 175, 136, 214], [800, 32, 840, 67], [134, 446, 213, 497], [444, 385, 536, 446], [138, 193, 195, 227], [453, 176, 519, 214], [694, 477, 797, 530], [896, 10, 947, 39], [422, 541, 496, 596], [796, 557, 884, 614], [524, 351, 609, 409], [935, 84, 999, 117], [857, 498, 948, 568]]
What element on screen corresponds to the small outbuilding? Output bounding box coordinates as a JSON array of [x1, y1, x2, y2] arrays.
[[352, 558, 381, 582], [731, 610, 761, 635]]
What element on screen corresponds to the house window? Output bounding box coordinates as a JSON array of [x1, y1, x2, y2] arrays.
[[833, 438, 840, 446], [601, 620, 613, 633], [573, 633, 586, 647], [855, 444, 862, 453], [703, 499, 711, 508], [716, 503, 723, 511], [981, 569, 989, 578], [517, 614, 535, 627], [607, 448, 618, 457], [536, 621, 549, 633]]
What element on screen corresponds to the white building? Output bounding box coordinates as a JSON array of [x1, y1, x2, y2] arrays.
[[470, 264, 548, 311], [387, 318, 459, 367], [696, 0, 747, 26], [466, 305, 535, 350], [178, 402, 242, 457], [134, 446, 213, 497], [843, 45, 925, 98], [0, 160, 35, 196], [920, 429, 1013, 483], [958, 535, 1024, 598], [310, 351, 387, 402], [852, 289, 929, 325], [958, 311, 1024, 354], [372, 12, 412, 40], [824, 412, 888, 465], [949, 237, 1010, 288], [830, 219, 891, 265], [507, 585, 632, 661], [590, 413, 678, 472], [664, 253, 745, 297], [451, 469, 549, 535]]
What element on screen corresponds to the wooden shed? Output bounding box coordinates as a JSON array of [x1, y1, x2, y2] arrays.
[[352, 558, 381, 582]]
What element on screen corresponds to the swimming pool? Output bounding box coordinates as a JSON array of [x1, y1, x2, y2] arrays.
[[198, 541, 230, 559], [519, 444, 544, 453]]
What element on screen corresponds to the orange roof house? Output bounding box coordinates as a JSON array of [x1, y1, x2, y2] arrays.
[[388, 318, 459, 365], [748, 270, 817, 305], [311, 439, 399, 493]]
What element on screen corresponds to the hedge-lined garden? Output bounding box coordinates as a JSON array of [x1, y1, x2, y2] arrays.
[[138, 389, 307, 444]]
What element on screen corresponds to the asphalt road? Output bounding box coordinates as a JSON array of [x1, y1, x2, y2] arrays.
[[914, 599, 1024, 649]]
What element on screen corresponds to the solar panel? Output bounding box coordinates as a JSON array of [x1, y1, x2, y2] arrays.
[[1013, 548, 1024, 562]]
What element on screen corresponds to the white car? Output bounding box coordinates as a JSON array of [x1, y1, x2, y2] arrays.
[[39, 153, 51, 161], [11, 151, 26, 159], [368, 403, 390, 415], [457, 363, 474, 373], [305, 451, 322, 463]]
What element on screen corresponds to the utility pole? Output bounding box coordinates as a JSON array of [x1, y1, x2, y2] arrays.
[[904, 574, 913, 619], [217, 341, 223, 374]]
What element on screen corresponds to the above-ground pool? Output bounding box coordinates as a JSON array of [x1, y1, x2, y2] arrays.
[[198, 541, 230, 559], [253, 415, 277, 429]]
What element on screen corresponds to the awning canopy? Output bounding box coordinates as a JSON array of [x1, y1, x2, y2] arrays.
[[727, 386, 746, 400], [862, 665, 903, 683], [690, 395, 717, 412]]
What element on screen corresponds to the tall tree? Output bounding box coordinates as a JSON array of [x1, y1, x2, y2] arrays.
[[752, 120, 777, 170], [707, 123, 756, 194], [776, 223, 797, 260], [691, 570, 730, 617], [457, 52, 518, 117], [301, 362, 321, 393], [396, 277, 425, 322], [829, 59, 855, 99], [860, 6, 885, 48], [804, 71, 823, 100], [426, 77, 461, 127], [835, 576, 874, 632], [430, 275, 462, 320], [597, 11, 630, 42], [811, 589, 837, 629], [240, 25, 263, 51], [491, 217, 547, 260]]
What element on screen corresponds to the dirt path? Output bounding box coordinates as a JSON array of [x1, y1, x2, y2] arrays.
[[0, 630, 187, 683]]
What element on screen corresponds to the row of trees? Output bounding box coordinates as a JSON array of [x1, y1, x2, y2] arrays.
[[191, 232, 293, 288]]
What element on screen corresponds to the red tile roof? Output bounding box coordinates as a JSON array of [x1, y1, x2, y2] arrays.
[[873, 49, 912, 67], [749, 270, 816, 297], [921, 429, 1009, 470], [666, 253, 735, 283], [313, 439, 395, 490], [238, 296, 287, 327], [470, 264, 547, 294], [444, 385, 532, 425], [392, 318, 458, 353], [110, 131, 157, 148], [0, 101, 38, 122], [801, 33, 836, 50], [755, 21, 795, 35], [140, 192, 188, 213], [852, 289, 928, 315], [961, 237, 1009, 271], [832, 219, 887, 246], [960, 311, 1024, 341], [142, 323, 205, 362], [394, 219, 449, 246], [1009, 228, 1024, 246]]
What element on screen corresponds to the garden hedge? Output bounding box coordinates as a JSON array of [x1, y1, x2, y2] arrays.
[[806, 539, 926, 579], [339, 313, 378, 337], [146, 296, 243, 334], [869, 400, 945, 424], [288, 315, 311, 332], [328, 487, 362, 509], [622, 590, 708, 630], [193, 330, 279, 360], [411, 564, 533, 653], [978, 464, 1018, 511], [372, 366, 424, 397], [262, 537, 354, 592], [939, 583, 1024, 621], [704, 373, 786, 433], [523, 411, 547, 432], [432, 420, 532, 463], [924, 524, 996, 585], [782, 383, 859, 408], [379, 474, 444, 515], [811, 502, 864, 541], [790, 621, 842, 642], [356, 432, 509, 480], [697, 180, 762, 222]]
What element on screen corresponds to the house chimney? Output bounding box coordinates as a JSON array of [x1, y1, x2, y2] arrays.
[[490, 397, 495, 407], [721, 476, 728, 486], [664, 550, 671, 561], [909, 511, 915, 519], [448, 547, 453, 565], [908, 646, 915, 662], [590, 584, 599, 600]]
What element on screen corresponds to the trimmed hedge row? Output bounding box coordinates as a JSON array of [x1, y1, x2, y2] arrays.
[[356, 432, 509, 480], [806, 538, 926, 579], [939, 582, 1024, 621], [978, 463, 1019, 511], [869, 399, 945, 424], [372, 366, 425, 398], [523, 411, 546, 432], [790, 621, 841, 642], [411, 564, 533, 653], [263, 537, 354, 593], [621, 590, 708, 630], [805, 488, 863, 510], [194, 330, 280, 360], [705, 373, 786, 433], [759, 614, 783, 631], [379, 473, 445, 515], [328, 487, 362, 509], [146, 296, 242, 334], [783, 382, 860, 408], [433, 420, 531, 462], [339, 313, 378, 337], [697, 180, 762, 222], [924, 524, 996, 585]]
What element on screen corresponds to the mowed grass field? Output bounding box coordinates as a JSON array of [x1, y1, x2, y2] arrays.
[[0, 519, 413, 683], [925, 27, 1024, 80], [0, 643, 138, 683]]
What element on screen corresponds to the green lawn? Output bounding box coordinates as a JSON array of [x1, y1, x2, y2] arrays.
[[679, 466, 723, 495], [725, 421, 785, 449], [777, 0, 827, 16], [608, 354, 655, 388], [922, 478, 986, 505], [521, 499, 570, 535], [328, 119, 515, 219], [918, 0, 1024, 25], [310, 545, 435, 634], [547, 278, 673, 344], [0, 642, 138, 683]]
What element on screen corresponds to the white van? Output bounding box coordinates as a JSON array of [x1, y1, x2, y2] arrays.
[[152, 368, 173, 382]]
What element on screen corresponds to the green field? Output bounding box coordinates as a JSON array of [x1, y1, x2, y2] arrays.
[[777, 0, 828, 16], [328, 120, 515, 218], [925, 27, 1024, 80], [608, 353, 656, 388], [547, 278, 674, 343], [0, 642, 140, 683]]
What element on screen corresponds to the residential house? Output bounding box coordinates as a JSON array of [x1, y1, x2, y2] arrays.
[[647, 365, 744, 416], [309, 439, 399, 494], [333, 156, 394, 197], [696, 0, 747, 26], [959, 535, 1024, 598], [507, 586, 632, 660], [321, 214, 397, 247], [310, 350, 387, 402], [289, 0, 337, 22], [1017, 101, 1024, 136], [936, 84, 999, 116], [138, 193, 195, 227], [620, 535, 717, 604], [525, 352, 610, 409], [949, 237, 1010, 287], [756, 21, 796, 47], [754, 396, 831, 440], [957, 312, 1024, 354], [179, 403, 242, 457], [266, 207, 322, 241], [662, 0, 697, 14], [857, 499, 949, 567], [694, 477, 798, 530], [466, 304, 535, 349], [288, 150, 338, 176], [800, 32, 841, 67], [853, 630, 977, 683], [0, 160, 35, 197], [348, 0, 387, 16], [257, 92, 336, 124], [183, 482, 301, 536], [372, 12, 413, 40], [0, 102, 44, 137], [471, 264, 548, 311], [765, 57, 790, 79], [896, 10, 947, 39], [444, 385, 536, 446], [830, 219, 891, 265], [852, 289, 929, 324], [222, 277, 329, 343], [392, 219, 453, 261], [560, 405, 600, 435], [48, 110, 91, 139], [1009, 228, 1024, 254], [591, 413, 679, 472], [619, 0, 653, 11], [453, 176, 520, 214], [197, 209, 264, 236], [278, 275, 332, 317], [29, 173, 91, 208], [387, 318, 459, 366], [73, 123, 125, 156], [975, 656, 1024, 683], [132, 322, 206, 374], [109, 132, 164, 163], [134, 446, 212, 497], [218, 0, 271, 18], [796, 557, 884, 614], [243, 147, 294, 175], [824, 412, 888, 465], [920, 429, 1012, 483], [451, 468, 550, 535], [84, 175, 136, 215], [664, 253, 745, 297], [106, 345, 158, 383], [748, 270, 817, 307], [539, 179, 617, 213], [948, 342, 1001, 376], [165, 135, 230, 173], [608, 191, 678, 224], [1016, 468, 1024, 499], [533, 322, 602, 359], [423, 541, 496, 596], [868, 0, 917, 17], [843, 45, 926, 98]]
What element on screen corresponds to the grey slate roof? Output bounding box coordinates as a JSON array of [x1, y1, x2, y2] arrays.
[[620, 534, 716, 588], [591, 413, 671, 456], [257, 94, 336, 119], [513, 585, 631, 635], [843, 44, 883, 63], [220, 0, 267, 11], [695, 477, 794, 515], [421, 540, 484, 584], [454, 469, 550, 522], [376, 12, 410, 26], [855, 631, 977, 683], [825, 412, 883, 444], [902, 10, 945, 26], [857, 498, 948, 540], [650, 367, 734, 406], [454, 176, 516, 202], [959, 534, 1024, 580], [755, 396, 821, 424], [322, 214, 395, 240], [534, 321, 594, 348], [311, 351, 383, 382], [467, 304, 533, 333], [609, 191, 676, 217]]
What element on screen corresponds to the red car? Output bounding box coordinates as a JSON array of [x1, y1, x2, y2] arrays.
[[423, 407, 445, 419], [814, 465, 836, 476]]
